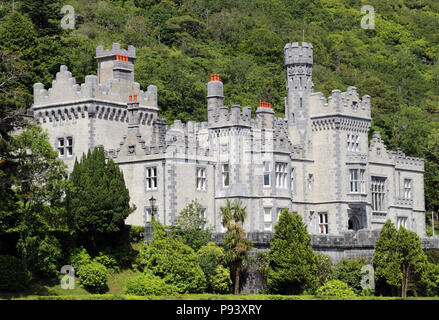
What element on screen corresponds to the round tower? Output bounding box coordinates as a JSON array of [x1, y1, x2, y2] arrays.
[[284, 42, 314, 92]]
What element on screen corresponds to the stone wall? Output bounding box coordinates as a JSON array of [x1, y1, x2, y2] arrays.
[[212, 231, 439, 294]]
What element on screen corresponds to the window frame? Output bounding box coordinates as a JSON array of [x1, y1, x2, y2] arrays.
[[145, 166, 158, 191]]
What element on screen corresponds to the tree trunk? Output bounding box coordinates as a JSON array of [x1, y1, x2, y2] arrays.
[[401, 266, 408, 299], [234, 266, 241, 295]]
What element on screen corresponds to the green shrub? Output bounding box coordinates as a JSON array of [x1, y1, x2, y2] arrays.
[[125, 273, 178, 296], [332, 258, 368, 294], [139, 226, 207, 293], [78, 261, 108, 293], [69, 247, 92, 276], [94, 252, 120, 272], [0, 255, 29, 292], [315, 280, 356, 298], [197, 242, 225, 291], [211, 265, 232, 294], [17, 234, 63, 278], [128, 226, 145, 243], [315, 253, 333, 288]]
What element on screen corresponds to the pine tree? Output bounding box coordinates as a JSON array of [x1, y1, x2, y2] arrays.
[[66, 147, 135, 254], [265, 209, 317, 295]]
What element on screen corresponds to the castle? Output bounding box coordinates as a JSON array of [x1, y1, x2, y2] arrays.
[[30, 42, 426, 237]]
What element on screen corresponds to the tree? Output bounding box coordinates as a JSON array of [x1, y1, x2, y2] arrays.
[[174, 200, 212, 251], [220, 199, 252, 294], [66, 147, 135, 254], [10, 125, 69, 275], [373, 220, 428, 298], [265, 209, 317, 295]]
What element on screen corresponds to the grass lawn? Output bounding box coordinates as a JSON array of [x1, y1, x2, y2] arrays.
[[3, 268, 439, 300]]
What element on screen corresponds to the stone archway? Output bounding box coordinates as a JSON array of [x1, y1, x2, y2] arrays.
[[348, 215, 361, 231]]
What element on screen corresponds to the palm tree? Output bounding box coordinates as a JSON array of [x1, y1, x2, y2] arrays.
[[220, 199, 252, 294]]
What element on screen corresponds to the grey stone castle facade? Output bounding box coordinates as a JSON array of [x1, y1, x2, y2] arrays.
[[30, 42, 426, 237]]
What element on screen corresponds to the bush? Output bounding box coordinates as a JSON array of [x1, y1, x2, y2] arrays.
[[125, 273, 178, 296], [139, 225, 207, 293], [128, 225, 145, 243], [315, 280, 356, 298], [17, 234, 63, 278], [197, 242, 225, 291], [78, 261, 108, 293], [0, 255, 29, 292], [69, 247, 92, 276], [94, 252, 120, 272], [35, 235, 63, 278], [211, 265, 232, 294], [315, 253, 333, 288], [332, 258, 368, 294]]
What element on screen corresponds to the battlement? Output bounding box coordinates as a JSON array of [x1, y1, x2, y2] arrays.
[[308, 86, 371, 121], [32, 65, 158, 112], [284, 42, 313, 66], [389, 148, 424, 170], [96, 43, 136, 60]]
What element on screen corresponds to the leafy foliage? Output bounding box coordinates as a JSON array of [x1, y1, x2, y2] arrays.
[[69, 247, 92, 276], [0, 255, 29, 292], [315, 280, 356, 298], [78, 261, 108, 293], [125, 273, 178, 296], [211, 265, 232, 294], [174, 200, 212, 251], [373, 220, 428, 298], [315, 252, 334, 288], [139, 221, 206, 293], [332, 258, 368, 295], [197, 241, 226, 292]]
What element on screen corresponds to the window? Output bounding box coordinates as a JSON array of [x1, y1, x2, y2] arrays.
[[403, 179, 412, 200], [349, 169, 365, 193], [264, 208, 272, 231], [196, 167, 207, 191], [200, 208, 207, 229], [263, 161, 270, 187], [58, 138, 65, 157], [146, 167, 157, 190], [291, 168, 295, 193], [347, 134, 360, 152], [275, 162, 288, 188], [222, 164, 229, 187], [308, 173, 314, 191], [319, 212, 328, 234], [371, 176, 386, 212], [57, 136, 73, 157], [66, 137, 73, 156], [396, 216, 407, 229]]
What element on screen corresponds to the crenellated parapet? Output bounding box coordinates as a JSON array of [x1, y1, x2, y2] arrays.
[[32, 65, 158, 110], [389, 148, 424, 171], [308, 87, 371, 127]]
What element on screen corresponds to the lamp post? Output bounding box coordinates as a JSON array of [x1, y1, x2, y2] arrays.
[[144, 196, 157, 244], [149, 196, 156, 222]]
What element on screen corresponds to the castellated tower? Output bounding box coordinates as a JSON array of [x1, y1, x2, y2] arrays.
[[284, 42, 314, 154], [96, 43, 136, 85]]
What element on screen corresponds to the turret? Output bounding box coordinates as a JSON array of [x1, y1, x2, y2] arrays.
[[96, 43, 136, 85], [207, 74, 224, 123], [284, 42, 314, 92]]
